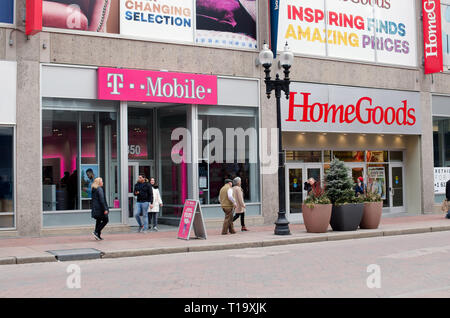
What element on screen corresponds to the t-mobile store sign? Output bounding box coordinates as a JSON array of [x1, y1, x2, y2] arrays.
[[98, 67, 217, 105], [281, 82, 421, 135]]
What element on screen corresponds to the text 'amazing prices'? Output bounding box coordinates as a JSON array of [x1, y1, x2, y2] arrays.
[[281, 83, 421, 135]]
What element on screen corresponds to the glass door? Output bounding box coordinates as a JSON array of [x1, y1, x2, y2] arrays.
[[286, 166, 303, 223], [347, 163, 366, 196], [285, 164, 322, 223], [128, 162, 139, 225], [389, 164, 405, 213]]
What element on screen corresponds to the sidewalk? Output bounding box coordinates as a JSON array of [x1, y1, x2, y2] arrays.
[[0, 214, 449, 265]]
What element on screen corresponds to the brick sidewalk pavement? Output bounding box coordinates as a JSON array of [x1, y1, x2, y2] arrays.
[[0, 214, 448, 265]]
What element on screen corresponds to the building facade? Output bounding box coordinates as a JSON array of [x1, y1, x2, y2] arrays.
[[0, 0, 447, 237]]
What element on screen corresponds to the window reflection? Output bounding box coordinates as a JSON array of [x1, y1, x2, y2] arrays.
[[42, 108, 119, 211]]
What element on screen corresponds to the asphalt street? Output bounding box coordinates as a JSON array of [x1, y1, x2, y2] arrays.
[[0, 231, 449, 298]]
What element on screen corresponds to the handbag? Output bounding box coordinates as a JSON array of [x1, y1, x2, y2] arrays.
[[441, 199, 449, 213]]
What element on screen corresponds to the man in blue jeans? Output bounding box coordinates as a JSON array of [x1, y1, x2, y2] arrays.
[[134, 175, 153, 233]]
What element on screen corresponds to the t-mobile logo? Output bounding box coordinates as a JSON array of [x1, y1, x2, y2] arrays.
[[107, 73, 124, 95]]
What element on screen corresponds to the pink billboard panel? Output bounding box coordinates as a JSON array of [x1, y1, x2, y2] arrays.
[[98, 67, 217, 105]]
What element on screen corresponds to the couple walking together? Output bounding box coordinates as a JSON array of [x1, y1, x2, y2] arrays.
[[219, 177, 248, 235], [134, 175, 163, 233]]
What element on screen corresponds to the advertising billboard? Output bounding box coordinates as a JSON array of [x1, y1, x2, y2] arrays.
[[42, 0, 258, 49], [0, 0, 14, 24], [277, 0, 417, 67]]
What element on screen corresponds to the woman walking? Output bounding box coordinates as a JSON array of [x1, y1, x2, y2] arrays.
[[149, 178, 163, 231], [232, 177, 248, 231], [91, 177, 109, 240]]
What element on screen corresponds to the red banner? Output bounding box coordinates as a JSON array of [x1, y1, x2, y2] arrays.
[[26, 0, 42, 36], [423, 0, 443, 74]]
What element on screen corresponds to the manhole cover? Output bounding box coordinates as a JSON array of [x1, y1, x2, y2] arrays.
[[47, 248, 103, 261]]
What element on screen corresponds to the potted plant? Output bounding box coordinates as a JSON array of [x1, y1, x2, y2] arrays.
[[302, 182, 332, 233], [359, 191, 383, 229], [325, 158, 364, 231]]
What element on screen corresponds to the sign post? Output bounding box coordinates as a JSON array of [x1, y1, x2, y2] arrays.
[[177, 199, 207, 240]]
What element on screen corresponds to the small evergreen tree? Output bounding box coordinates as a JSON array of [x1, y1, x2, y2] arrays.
[[325, 158, 355, 205]]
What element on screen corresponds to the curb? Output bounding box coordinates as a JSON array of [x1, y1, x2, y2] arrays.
[[2, 224, 450, 265]]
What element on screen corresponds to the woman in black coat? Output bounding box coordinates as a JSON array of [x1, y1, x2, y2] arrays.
[[91, 177, 109, 240]]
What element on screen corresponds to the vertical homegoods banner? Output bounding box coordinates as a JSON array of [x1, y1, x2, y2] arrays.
[[423, 0, 444, 74]]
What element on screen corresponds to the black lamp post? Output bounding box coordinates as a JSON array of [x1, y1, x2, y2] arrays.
[[258, 42, 294, 235]]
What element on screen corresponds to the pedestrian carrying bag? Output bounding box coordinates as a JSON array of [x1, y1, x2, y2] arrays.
[[441, 199, 449, 213]]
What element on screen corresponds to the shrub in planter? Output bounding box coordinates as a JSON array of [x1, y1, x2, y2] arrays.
[[360, 191, 383, 229], [303, 182, 332, 233], [325, 158, 364, 231]]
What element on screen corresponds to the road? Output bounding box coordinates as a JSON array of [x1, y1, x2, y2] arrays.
[[0, 231, 450, 298]]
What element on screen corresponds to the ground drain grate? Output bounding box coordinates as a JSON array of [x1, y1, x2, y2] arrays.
[[47, 248, 103, 261]]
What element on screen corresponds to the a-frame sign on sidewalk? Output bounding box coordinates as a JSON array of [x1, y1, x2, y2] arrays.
[[177, 199, 207, 240]]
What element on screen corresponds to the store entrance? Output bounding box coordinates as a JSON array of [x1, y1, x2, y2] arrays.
[[285, 163, 322, 223], [127, 161, 155, 225], [389, 164, 404, 213]]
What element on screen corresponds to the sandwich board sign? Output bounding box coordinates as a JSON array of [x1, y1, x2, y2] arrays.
[[177, 199, 207, 240]]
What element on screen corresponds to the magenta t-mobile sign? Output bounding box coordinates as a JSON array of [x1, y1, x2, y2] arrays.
[[98, 67, 218, 105]]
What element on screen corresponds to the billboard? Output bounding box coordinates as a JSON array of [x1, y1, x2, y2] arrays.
[[277, 0, 417, 67], [195, 0, 257, 49], [120, 0, 194, 43], [0, 0, 14, 24], [42, 0, 119, 33], [42, 0, 258, 49]]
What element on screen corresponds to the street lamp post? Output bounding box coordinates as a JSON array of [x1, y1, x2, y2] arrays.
[[259, 42, 294, 235]]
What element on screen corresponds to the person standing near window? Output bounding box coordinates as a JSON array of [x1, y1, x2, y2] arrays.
[[91, 177, 109, 240], [134, 174, 153, 233], [149, 177, 163, 231], [232, 177, 248, 231]]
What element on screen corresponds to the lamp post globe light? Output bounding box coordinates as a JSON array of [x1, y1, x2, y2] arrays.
[[259, 42, 293, 235]]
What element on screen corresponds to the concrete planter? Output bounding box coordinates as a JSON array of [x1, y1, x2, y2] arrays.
[[302, 203, 332, 233], [330, 203, 364, 231], [360, 201, 383, 229]]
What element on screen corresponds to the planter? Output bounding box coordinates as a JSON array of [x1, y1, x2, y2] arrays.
[[330, 203, 364, 231], [360, 201, 383, 229], [302, 203, 332, 233]]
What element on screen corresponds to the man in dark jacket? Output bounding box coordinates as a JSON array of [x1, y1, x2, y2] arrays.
[[134, 175, 153, 232], [446, 179, 450, 219]]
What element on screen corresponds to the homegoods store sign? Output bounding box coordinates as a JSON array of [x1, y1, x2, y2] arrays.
[[281, 82, 421, 135]]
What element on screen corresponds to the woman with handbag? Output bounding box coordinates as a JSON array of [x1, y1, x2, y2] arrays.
[[149, 178, 163, 231], [91, 177, 109, 240]]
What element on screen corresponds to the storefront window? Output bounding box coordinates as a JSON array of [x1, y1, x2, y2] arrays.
[[0, 127, 14, 228], [433, 117, 450, 203], [158, 106, 187, 218], [198, 106, 260, 205], [128, 108, 154, 161], [285, 151, 321, 162], [42, 100, 120, 212], [390, 151, 403, 162], [333, 151, 365, 162], [367, 151, 388, 163], [367, 164, 389, 208]]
